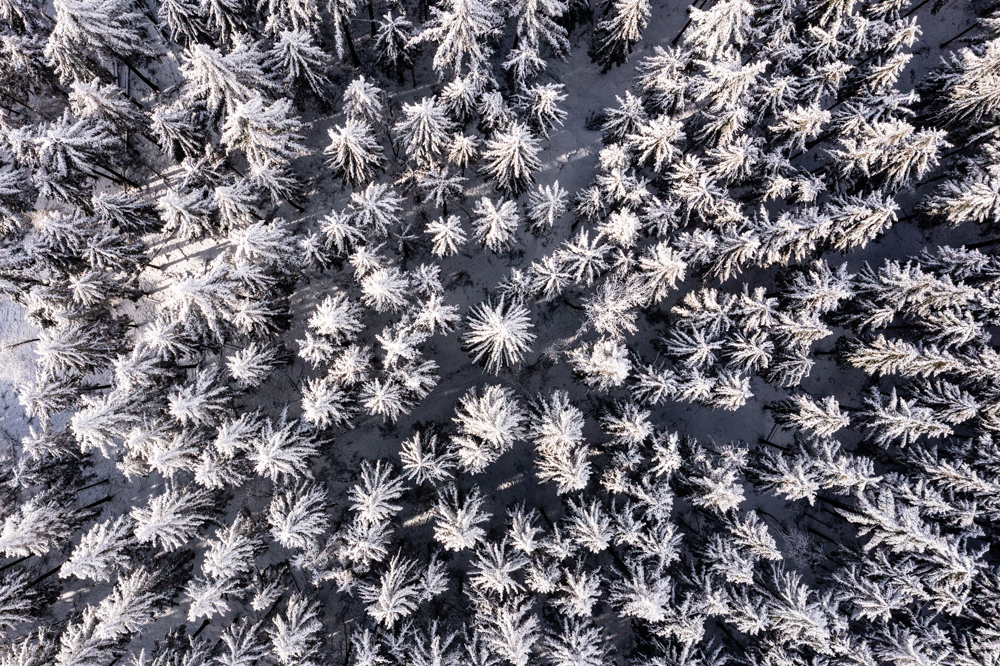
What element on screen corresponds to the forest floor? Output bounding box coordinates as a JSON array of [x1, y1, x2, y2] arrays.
[[0, 0, 988, 652]]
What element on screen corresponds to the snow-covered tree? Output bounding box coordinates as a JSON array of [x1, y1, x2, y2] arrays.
[[482, 122, 542, 195], [472, 197, 520, 252], [523, 83, 567, 138], [270, 594, 323, 666], [349, 460, 406, 526], [434, 484, 491, 551], [272, 29, 332, 96], [325, 119, 385, 186], [60, 515, 134, 583], [269, 482, 330, 551], [511, 0, 569, 58], [526, 181, 568, 230], [221, 95, 306, 169], [181, 38, 274, 114], [358, 552, 420, 627], [591, 0, 650, 72], [375, 10, 415, 83], [94, 566, 164, 640], [131, 486, 213, 551], [250, 413, 318, 483], [463, 298, 536, 372], [47, 0, 153, 83], [395, 97, 455, 165], [0, 497, 74, 558], [425, 215, 468, 257], [400, 431, 456, 485], [416, 0, 502, 76], [350, 183, 403, 236]]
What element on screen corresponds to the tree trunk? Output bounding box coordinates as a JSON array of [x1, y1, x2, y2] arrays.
[[940, 21, 979, 48], [368, 0, 376, 37], [671, 18, 692, 45], [192, 618, 210, 638], [0, 555, 31, 572], [902, 0, 935, 18], [94, 164, 140, 188], [757, 437, 789, 452], [966, 237, 1000, 250], [76, 478, 111, 492], [816, 494, 855, 514], [941, 128, 999, 160], [27, 564, 63, 589], [342, 17, 362, 67], [117, 57, 160, 92], [81, 494, 115, 512], [0, 88, 30, 110], [2, 338, 38, 352]]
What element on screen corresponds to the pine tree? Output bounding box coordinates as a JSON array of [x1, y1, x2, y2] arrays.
[[167, 367, 229, 426], [200, 0, 245, 42], [325, 119, 385, 186], [269, 482, 330, 551], [558, 230, 610, 285], [511, 0, 569, 58], [422, 214, 465, 256], [482, 122, 541, 195], [60, 515, 134, 583], [542, 618, 610, 666], [272, 29, 331, 97], [132, 486, 213, 551], [400, 431, 456, 485], [395, 97, 455, 165], [259, 0, 319, 35], [92, 191, 161, 234], [416, 0, 502, 77], [418, 166, 467, 214], [270, 594, 324, 666], [181, 38, 274, 114], [375, 10, 415, 84], [568, 338, 631, 389], [250, 412, 318, 483], [477, 595, 540, 666], [68, 79, 143, 131], [361, 267, 410, 313], [10, 111, 120, 185], [93, 566, 165, 640], [526, 181, 568, 230], [0, 577, 38, 638], [148, 101, 204, 159], [158, 187, 216, 240], [503, 47, 547, 87], [217, 617, 269, 666], [301, 377, 351, 428], [47, 0, 154, 83], [523, 83, 567, 138], [463, 299, 535, 373], [203, 515, 261, 581], [0, 497, 74, 558], [358, 552, 420, 627], [307, 290, 363, 343], [349, 183, 403, 237], [591, 0, 650, 72], [158, 0, 203, 44], [472, 197, 520, 252], [343, 75, 384, 124], [434, 484, 491, 551], [221, 95, 306, 170]]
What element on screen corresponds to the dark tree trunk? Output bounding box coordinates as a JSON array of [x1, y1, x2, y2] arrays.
[[117, 57, 160, 92], [342, 17, 362, 67]]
